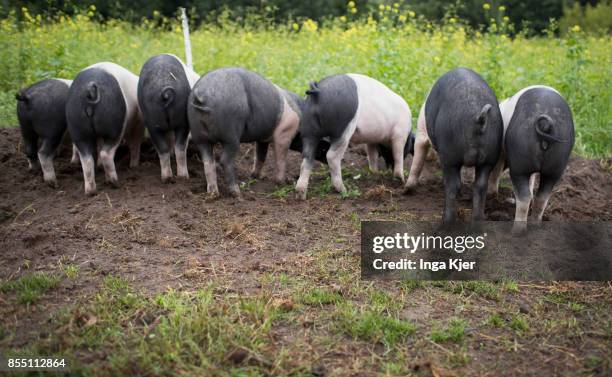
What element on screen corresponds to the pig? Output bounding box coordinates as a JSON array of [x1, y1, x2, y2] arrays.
[[138, 54, 199, 182], [187, 67, 305, 198], [16, 78, 80, 188], [404, 68, 503, 223], [487, 86, 574, 232], [295, 73, 412, 200], [66, 62, 144, 196]]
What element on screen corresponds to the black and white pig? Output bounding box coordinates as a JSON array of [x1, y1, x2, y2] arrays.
[[187, 67, 305, 198], [487, 85, 574, 232], [16, 78, 79, 187], [138, 54, 199, 182], [295, 73, 412, 200], [404, 68, 503, 223], [66, 62, 144, 196]]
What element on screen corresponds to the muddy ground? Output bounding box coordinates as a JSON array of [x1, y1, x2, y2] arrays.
[[0, 126, 611, 376]]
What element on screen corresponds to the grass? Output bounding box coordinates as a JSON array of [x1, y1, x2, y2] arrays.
[[429, 318, 468, 343], [0, 272, 61, 304], [0, 7, 609, 157], [38, 276, 285, 375], [508, 314, 529, 333], [300, 287, 344, 306], [335, 302, 417, 347]]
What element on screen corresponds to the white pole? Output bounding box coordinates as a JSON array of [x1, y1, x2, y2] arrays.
[[180, 7, 193, 70]]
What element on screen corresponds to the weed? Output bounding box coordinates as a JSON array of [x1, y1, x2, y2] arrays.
[[1, 272, 60, 304], [430, 318, 468, 343]]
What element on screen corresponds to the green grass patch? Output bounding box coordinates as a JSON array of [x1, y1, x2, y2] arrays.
[[399, 280, 423, 293], [32, 277, 285, 375], [59, 262, 79, 279], [430, 318, 468, 343], [268, 183, 295, 198], [335, 303, 416, 347], [488, 313, 505, 328], [1, 272, 61, 304], [509, 314, 530, 333], [300, 287, 343, 306], [448, 281, 501, 301], [0, 8, 610, 157]]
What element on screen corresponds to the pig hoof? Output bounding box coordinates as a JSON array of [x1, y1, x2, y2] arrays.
[[107, 180, 119, 189], [334, 184, 347, 194], [176, 173, 189, 180], [46, 180, 59, 189], [295, 190, 307, 200], [511, 224, 528, 235], [205, 191, 220, 201], [85, 189, 97, 197], [403, 184, 416, 195], [161, 176, 175, 184]]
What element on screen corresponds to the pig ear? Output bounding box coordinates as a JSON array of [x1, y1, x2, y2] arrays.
[[305, 81, 320, 96], [475, 104, 492, 133], [15, 89, 29, 103]]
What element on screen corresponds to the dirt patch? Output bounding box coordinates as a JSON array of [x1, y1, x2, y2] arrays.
[[0, 126, 611, 375]]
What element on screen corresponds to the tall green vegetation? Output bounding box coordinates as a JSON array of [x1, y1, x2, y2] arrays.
[[0, 3, 610, 156]]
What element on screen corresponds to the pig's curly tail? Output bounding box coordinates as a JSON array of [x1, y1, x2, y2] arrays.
[[535, 114, 566, 151]]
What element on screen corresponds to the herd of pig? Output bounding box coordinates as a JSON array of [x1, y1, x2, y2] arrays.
[[15, 54, 574, 230]]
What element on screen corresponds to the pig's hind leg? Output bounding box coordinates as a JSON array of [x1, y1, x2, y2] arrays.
[[442, 164, 462, 223], [404, 127, 430, 193], [71, 144, 80, 165], [99, 140, 120, 188], [472, 164, 493, 221], [22, 132, 39, 171], [127, 118, 144, 169], [295, 136, 318, 200], [220, 142, 241, 198], [510, 173, 533, 233], [530, 174, 559, 222], [198, 141, 219, 196], [251, 141, 269, 179], [487, 151, 506, 196], [149, 126, 174, 182], [174, 126, 190, 179], [391, 134, 407, 183], [327, 137, 351, 195], [74, 138, 97, 196], [38, 136, 63, 188], [366, 144, 380, 172]]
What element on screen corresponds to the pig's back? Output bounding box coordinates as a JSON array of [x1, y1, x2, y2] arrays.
[[195, 68, 282, 142], [347, 73, 411, 143], [17, 79, 70, 138]]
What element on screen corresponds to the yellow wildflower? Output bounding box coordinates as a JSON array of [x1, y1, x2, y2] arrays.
[[483, 3, 491, 10]]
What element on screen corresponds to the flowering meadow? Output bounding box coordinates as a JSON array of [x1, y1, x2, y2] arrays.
[[1, 3, 610, 156]]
